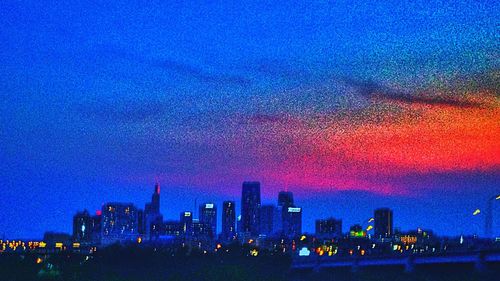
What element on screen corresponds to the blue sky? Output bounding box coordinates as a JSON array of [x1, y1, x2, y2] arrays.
[[1, 0, 499, 239]]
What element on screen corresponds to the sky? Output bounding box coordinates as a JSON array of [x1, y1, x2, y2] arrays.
[[0, 0, 499, 239]]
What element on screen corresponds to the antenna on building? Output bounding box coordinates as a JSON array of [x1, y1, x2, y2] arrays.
[[154, 175, 160, 194]]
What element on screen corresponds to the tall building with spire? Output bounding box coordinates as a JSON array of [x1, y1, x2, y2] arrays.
[[144, 181, 162, 240]]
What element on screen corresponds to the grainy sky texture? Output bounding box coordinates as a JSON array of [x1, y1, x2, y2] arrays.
[[1, 0, 499, 238]]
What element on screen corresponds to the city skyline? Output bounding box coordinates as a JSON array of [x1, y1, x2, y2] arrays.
[[1, 0, 499, 240], [2, 180, 497, 240]]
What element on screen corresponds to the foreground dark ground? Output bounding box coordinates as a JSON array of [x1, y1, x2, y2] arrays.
[[1, 245, 499, 281]]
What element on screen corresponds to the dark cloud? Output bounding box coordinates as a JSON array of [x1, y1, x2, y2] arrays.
[[342, 77, 489, 109], [245, 114, 287, 125], [78, 101, 168, 123], [89, 44, 252, 86], [243, 58, 307, 79], [153, 59, 252, 86]]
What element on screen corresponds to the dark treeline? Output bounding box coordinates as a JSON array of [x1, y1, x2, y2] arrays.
[[1, 244, 499, 281]]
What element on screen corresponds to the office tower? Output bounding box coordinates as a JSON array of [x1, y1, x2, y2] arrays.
[[222, 201, 236, 241], [101, 203, 139, 245], [283, 206, 302, 238], [199, 203, 217, 237], [91, 211, 102, 245], [241, 181, 261, 236], [237, 215, 242, 235], [180, 211, 193, 237], [278, 191, 294, 207], [145, 182, 162, 240], [315, 218, 343, 238], [277, 191, 302, 237], [260, 204, 276, 236], [72, 210, 93, 244], [374, 208, 393, 238], [163, 221, 182, 236], [274, 205, 283, 234], [137, 209, 144, 235], [192, 219, 212, 237]]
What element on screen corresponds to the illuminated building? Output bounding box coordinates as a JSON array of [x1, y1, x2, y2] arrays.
[[101, 203, 139, 245], [283, 207, 302, 238], [72, 210, 93, 244], [277, 191, 301, 238], [374, 208, 393, 238], [43, 232, 71, 249], [180, 211, 193, 237], [259, 205, 276, 236], [144, 182, 162, 240], [236, 215, 242, 235], [91, 212, 102, 245], [199, 203, 217, 238], [222, 201, 236, 241], [192, 219, 212, 237], [316, 218, 342, 238], [241, 181, 261, 237], [349, 224, 367, 238], [163, 220, 182, 236]]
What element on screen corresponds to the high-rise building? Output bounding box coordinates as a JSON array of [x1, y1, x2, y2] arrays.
[[315, 218, 342, 238], [163, 221, 182, 237], [91, 211, 102, 245], [144, 182, 162, 240], [374, 208, 393, 238], [278, 191, 294, 207], [236, 215, 242, 235], [72, 210, 94, 244], [101, 203, 139, 245], [241, 181, 261, 236], [260, 205, 276, 236], [180, 211, 193, 237], [222, 201, 236, 241], [137, 209, 144, 235], [199, 203, 217, 238], [277, 191, 302, 238], [283, 207, 302, 238]]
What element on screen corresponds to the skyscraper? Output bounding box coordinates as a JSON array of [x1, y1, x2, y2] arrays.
[[72, 210, 93, 244], [315, 218, 342, 239], [199, 203, 217, 238], [277, 191, 302, 238], [241, 181, 261, 237], [259, 204, 276, 236], [283, 207, 302, 238], [144, 182, 162, 240], [222, 201, 236, 241], [278, 191, 294, 207], [91, 211, 102, 245], [180, 211, 193, 237], [374, 208, 393, 238], [101, 203, 139, 245]]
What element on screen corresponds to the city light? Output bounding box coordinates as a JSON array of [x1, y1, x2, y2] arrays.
[[298, 247, 310, 256]]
